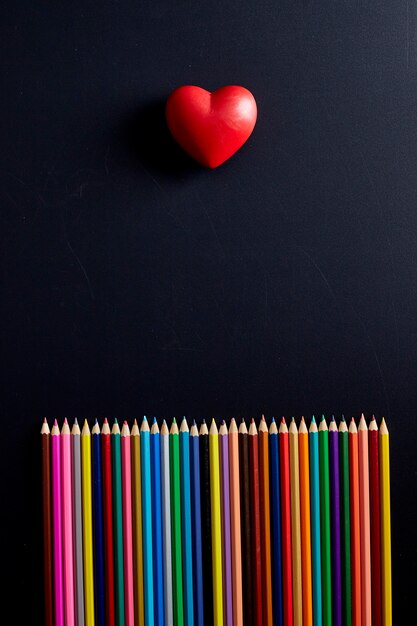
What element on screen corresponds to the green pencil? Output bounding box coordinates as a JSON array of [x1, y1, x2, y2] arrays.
[[170, 419, 184, 626], [111, 420, 125, 626], [339, 417, 352, 626], [319, 416, 332, 626]]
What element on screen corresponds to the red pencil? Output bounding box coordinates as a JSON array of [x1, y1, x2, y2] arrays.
[[249, 419, 263, 626], [279, 418, 293, 626], [101, 419, 116, 626], [369, 417, 382, 626]]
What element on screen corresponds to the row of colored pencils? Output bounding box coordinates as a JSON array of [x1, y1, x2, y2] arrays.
[[41, 414, 391, 626]]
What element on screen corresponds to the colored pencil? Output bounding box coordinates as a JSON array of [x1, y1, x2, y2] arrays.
[[299, 417, 312, 626], [180, 418, 194, 626], [92, 421, 106, 626], [141, 417, 155, 626], [369, 417, 381, 626], [41, 419, 53, 626], [161, 420, 173, 626], [82, 420, 95, 626], [279, 418, 293, 626], [358, 415, 372, 626], [249, 419, 263, 626], [319, 416, 332, 626], [61, 419, 75, 626], [112, 420, 125, 626], [379, 419, 391, 626], [51, 420, 64, 626], [339, 417, 351, 626], [229, 418, 243, 626], [269, 418, 283, 626], [199, 420, 213, 626], [101, 419, 115, 626], [309, 417, 322, 626], [131, 420, 145, 626], [239, 419, 253, 626], [289, 418, 302, 626], [170, 419, 184, 626], [210, 419, 224, 626], [151, 419, 165, 626], [219, 421, 233, 626], [329, 417, 342, 626], [121, 422, 135, 626], [349, 418, 361, 626], [72, 419, 85, 626], [190, 421, 204, 626], [259, 416, 273, 626]]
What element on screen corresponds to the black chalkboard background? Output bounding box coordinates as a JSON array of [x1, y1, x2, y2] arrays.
[[1, 1, 416, 623]]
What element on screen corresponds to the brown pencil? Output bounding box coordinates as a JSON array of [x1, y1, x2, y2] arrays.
[[41, 418, 53, 626], [259, 416, 273, 626]]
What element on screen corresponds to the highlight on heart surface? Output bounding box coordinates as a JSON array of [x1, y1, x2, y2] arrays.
[[165, 85, 257, 168]]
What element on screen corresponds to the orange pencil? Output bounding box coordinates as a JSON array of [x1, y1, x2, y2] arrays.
[[299, 417, 313, 626], [358, 415, 371, 626], [349, 418, 361, 626], [259, 416, 273, 626]]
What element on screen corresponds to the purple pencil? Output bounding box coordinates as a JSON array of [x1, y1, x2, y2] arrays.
[[51, 420, 64, 626], [219, 421, 233, 626], [329, 417, 342, 626]]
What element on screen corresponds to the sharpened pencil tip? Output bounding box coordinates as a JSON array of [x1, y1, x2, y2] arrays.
[[103, 417, 108, 424], [311, 415, 316, 423], [173, 417, 176, 424], [341, 415, 345, 422], [64, 417, 68, 424], [153, 417, 157, 424], [281, 417, 286, 424], [192, 418, 196, 425], [272, 416, 276, 423], [331, 415, 335, 422], [320, 414, 325, 422], [133, 418, 138, 425], [54, 419, 58, 426]]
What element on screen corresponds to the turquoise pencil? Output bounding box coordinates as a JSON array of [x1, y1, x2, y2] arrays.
[[309, 417, 322, 626], [141, 417, 154, 625], [180, 418, 194, 626]]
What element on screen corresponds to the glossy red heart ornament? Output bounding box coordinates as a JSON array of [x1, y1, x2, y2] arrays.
[[165, 85, 257, 168]]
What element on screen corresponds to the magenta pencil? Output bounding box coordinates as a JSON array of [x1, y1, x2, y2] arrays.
[[219, 421, 233, 626], [121, 421, 135, 626], [51, 420, 64, 626], [61, 419, 75, 626]]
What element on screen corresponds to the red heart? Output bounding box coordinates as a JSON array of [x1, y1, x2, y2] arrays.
[[165, 85, 257, 168]]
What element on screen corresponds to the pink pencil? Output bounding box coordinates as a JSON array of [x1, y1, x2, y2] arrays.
[[51, 420, 64, 626], [358, 415, 372, 626], [121, 421, 135, 626], [61, 419, 75, 626]]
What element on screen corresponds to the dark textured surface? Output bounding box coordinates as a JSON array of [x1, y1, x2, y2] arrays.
[[1, 1, 415, 621]]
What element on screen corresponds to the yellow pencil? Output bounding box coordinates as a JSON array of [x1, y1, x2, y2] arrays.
[[209, 419, 224, 626], [289, 418, 303, 626], [131, 420, 145, 626], [81, 420, 95, 626], [380, 418, 392, 626]]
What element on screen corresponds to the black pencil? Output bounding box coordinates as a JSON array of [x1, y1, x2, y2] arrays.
[[199, 420, 213, 626], [239, 419, 253, 626]]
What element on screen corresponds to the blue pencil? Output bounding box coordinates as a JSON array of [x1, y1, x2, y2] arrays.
[[269, 418, 283, 626], [180, 418, 194, 626], [92, 420, 105, 626], [140, 417, 154, 625], [309, 417, 322, 626], [190, 421, 204, 626], [151, 419, 165, 626]]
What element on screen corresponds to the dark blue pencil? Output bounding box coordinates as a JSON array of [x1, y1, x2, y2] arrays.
[[190, 420, 204, 626], [151, 418, 164, 626], [92, 420, 106, 626], [269, 418, 283, 626]]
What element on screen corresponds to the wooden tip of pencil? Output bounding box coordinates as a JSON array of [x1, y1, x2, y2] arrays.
[[309, 419, 318, 433], [190, 423, 199, 436], [72, 420, 81, 435], [180, 418, 189, 433], [279, 419, 288, 434], [151, 419, 160, 434], [380, 417, 388, 434], [41, 419, 50, 435], [199, 421, 208, 435], [349, 419, 358, 433], [82, 420, 91, 435], [209, 419, 218, 435], [141, 417, 150, 433], [91, 421, 100, 435], [238, 420, 248, 434], [299, 419, 308, 434], [329, 419, 338, 432], [160, 420, 169, 435], [249, 420, 258, 435], [281, 416, 286, 425], [111, 421, 121, 435], [289, 418, 298, 434], [51, 422, 60, 435], [131, 421, 139, 436], [269, 420, 278, 434], [101, 420, 110, 435], [219, 422, 228, 435], [358, 414, 368, 431], [319, 416, 328, 431], [170, 421, 179, 435], [229, 418, 238, 433], [259, 418, 268, 433], [121, 422, 130, 436], [369, 417, 378, 431], [338, 419, 348, 433]]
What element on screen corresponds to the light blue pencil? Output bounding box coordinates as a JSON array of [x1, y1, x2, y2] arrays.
[[140, 417, 154, 625], [309, 416, 322, 626], [151, 419, 165, 626], [180, 418, 194, 626]]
